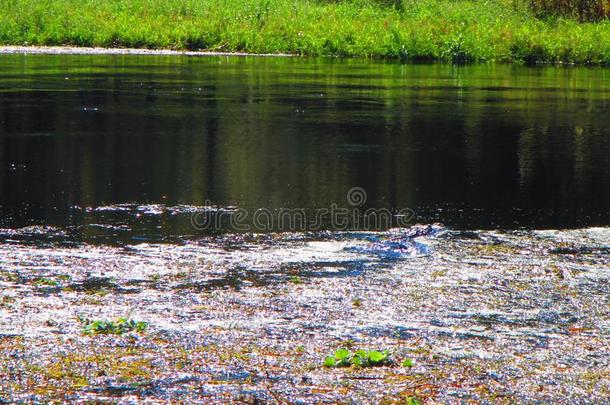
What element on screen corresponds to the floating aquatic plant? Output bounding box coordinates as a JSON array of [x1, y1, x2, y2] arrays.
[[33, 277, 59, 287], [323, 348, 392, 368], [402, 358, 414, 367], [288, 275, 303, 284], [79, 316, 148, 335]]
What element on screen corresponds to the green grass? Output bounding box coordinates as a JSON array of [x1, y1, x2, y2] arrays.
[[1, 0, 610, 63]]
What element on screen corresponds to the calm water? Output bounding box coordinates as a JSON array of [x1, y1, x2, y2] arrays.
[[0, 54, 609, 239]]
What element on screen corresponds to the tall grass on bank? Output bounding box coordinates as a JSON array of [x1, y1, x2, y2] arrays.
[[0, 0, 609, 64]]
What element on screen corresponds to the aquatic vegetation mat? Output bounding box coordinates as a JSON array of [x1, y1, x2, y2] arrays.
[[0, 226, 608, 402]]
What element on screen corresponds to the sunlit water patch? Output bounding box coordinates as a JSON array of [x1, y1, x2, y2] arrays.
[[0, 225, 608, 402]]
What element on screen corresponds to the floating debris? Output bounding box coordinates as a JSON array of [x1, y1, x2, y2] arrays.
[[0, 225, 608, 402]]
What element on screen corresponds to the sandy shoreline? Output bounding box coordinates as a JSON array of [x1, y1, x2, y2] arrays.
[[0, 45, 292, 57]]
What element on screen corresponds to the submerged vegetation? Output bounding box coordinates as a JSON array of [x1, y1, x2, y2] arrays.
[[1, 0, 610, 63]]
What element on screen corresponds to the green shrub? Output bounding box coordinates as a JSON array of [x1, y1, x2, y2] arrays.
[[530, 0, 610, 21]]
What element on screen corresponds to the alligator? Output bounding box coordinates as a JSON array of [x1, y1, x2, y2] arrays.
[[345, 223, 445, 259]]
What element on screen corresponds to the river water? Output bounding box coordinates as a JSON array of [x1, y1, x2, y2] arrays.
[[0, 54, 608, 403], [1, 55, 609, 235]]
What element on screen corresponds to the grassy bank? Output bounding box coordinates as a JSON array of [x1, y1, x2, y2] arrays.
[[1, 0, 610, 64]]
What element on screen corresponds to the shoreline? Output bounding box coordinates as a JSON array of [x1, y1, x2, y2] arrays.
[[0, 45, 293, 58], [0, 45, 604, 67], [2, 0, 610, 65]]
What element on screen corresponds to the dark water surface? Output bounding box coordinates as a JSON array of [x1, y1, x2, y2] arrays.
[[0, 54, 609, 238]]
